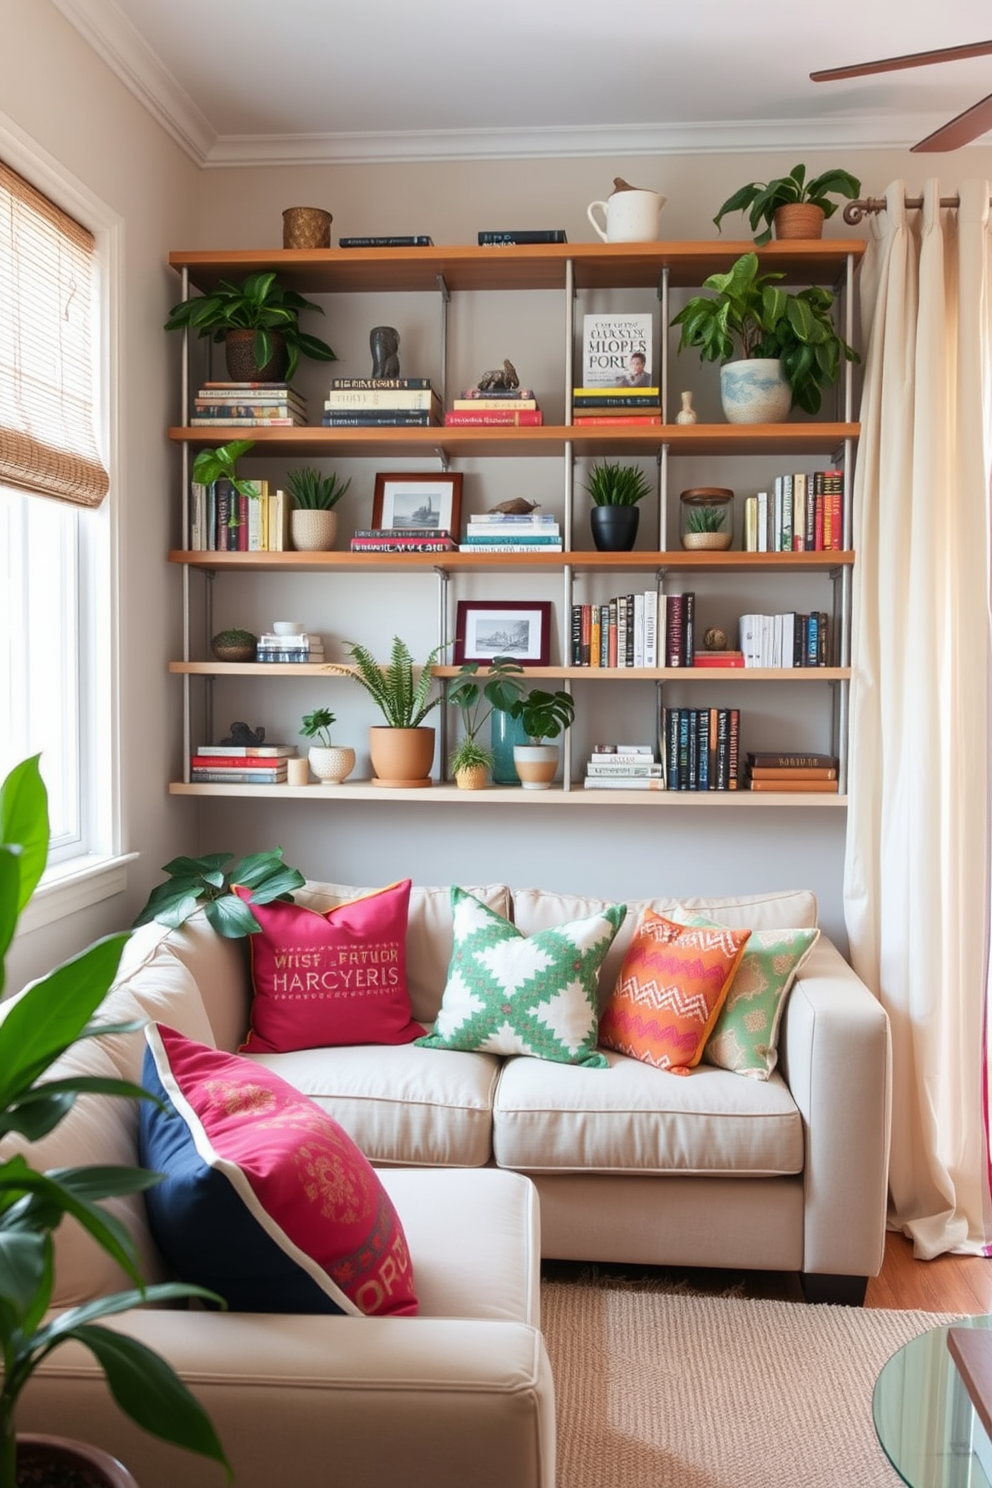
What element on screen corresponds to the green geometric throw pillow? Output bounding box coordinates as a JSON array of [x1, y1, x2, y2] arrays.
[[677, 914, 819, 1079], [416, 886, 626, 1068]]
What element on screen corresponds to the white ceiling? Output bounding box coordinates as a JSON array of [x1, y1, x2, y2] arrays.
[[52, 0, 992, 166]]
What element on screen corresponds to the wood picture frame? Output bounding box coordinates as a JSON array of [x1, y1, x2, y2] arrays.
[[454, 600, 552, 667], [371, 471, 463, 534]]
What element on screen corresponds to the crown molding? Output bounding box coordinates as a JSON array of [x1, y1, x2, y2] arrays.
[[49, 0, 215, 164]]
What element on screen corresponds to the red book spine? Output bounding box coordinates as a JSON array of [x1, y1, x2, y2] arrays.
[[442, 409, 544, 426]]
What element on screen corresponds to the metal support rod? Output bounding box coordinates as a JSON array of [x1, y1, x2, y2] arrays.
[[564, 258, 575, 424], [564, 437, 574, 555], [658, 268, 669, 425], [563, 559, 573, 792], [436, 273, 450, 406], [436, 568, 449, 778], [657, 445, 669, 552]]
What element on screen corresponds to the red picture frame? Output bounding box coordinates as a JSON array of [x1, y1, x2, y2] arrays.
[[454, 600, 552, 667], [371, 471, 462, 534]]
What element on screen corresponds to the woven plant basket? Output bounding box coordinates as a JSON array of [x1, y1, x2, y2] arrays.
[[773, 203, 825, 241], [282, 207, 332, 249], [224, 328, 289, 382]]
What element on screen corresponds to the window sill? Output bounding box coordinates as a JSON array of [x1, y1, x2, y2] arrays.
[[17, 852, 138, 935]]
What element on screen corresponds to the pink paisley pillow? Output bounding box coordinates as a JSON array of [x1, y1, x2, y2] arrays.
[[237, 879, 424, 1054]]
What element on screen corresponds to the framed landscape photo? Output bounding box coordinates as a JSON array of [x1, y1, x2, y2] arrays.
[[454, 600, 552, 667], [372, 471, 463, 533]]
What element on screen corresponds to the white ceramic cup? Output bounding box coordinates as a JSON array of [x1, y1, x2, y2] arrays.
[[587, 189, 666, 243], [286, 756, 310, 786]]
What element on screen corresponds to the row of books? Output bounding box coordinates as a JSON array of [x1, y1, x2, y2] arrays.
[[189, 479, 291, 552], [570, 591, 695, 669], [742, 471, 845, 553], [739, 612, 831, 668], [189, 742, 297, 785], [663, 707, 741, 792], [583, 744, 662, 790], [461, 512, 561, 553], [189, 381, 308, 427], [254, 632, 325, 664], [744, 752, 839, 793]]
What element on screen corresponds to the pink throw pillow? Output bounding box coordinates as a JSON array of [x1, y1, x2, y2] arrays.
[[237, 879, 424, 1054]]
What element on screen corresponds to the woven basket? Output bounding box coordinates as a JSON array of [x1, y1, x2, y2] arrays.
[[282, 207, 332, 249], [773, 203, 825, 241]]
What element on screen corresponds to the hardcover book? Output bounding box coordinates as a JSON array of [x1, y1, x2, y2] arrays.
[[337, 236, 434, 247], [329, 378, 434, 389], [478, 229, 567, 245], [580, 314, 654, 389]]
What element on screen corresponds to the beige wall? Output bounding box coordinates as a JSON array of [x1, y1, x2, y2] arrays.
[[7, 0, 992, 984]]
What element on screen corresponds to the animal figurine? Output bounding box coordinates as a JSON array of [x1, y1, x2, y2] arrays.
[[487, 497, 541, 515], [476, 358, 519, 391], [370, 326, 400, 379], [220, 721, 266, 747]]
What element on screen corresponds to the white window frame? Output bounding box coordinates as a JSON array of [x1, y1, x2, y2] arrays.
[[0, 111, 132, 932]]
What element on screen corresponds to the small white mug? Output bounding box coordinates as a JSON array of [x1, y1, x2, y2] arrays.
[[587, 189, 666, 244]]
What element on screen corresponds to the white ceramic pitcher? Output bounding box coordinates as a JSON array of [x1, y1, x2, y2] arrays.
[[587, 189, 666, 243]]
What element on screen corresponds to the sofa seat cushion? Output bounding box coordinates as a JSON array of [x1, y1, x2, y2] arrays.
[[492, 1052, 804, 1176], [245, 1043, 500, 1168]]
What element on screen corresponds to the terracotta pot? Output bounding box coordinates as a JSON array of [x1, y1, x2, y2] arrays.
[[773, 203, 825, 241], [290, 509, 338, 551], [513, 744, 559, 790], [308, 744, 355, 785], [455, 764, 489, 790], [224, 328, 289, 383], [369, 726, 435, 787], [16, 1435, 140, 1487]]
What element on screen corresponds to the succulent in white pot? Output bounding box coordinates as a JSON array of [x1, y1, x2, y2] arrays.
[[300, 707, 355, 785]]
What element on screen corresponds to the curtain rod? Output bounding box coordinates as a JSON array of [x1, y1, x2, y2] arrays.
[[843, 195, 966, 223]]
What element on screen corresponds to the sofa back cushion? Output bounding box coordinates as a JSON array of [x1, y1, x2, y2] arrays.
[[121, 914, 253, 1054]]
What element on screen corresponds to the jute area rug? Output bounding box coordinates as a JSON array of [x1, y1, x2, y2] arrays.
[[541, 1274, 957, 1488]]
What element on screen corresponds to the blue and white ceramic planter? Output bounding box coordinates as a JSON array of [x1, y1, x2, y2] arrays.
[[719, 358, 792, 424]]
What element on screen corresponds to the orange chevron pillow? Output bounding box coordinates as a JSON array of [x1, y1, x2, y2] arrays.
[[599, 911, 750, 1075]]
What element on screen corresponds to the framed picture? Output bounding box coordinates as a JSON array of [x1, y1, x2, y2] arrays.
[[454, 600, 552, 667], [372, 471, 463, 533]]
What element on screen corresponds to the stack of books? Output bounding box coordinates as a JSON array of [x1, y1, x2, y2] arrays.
[[738, 612, 829, 667], [460, 512, 561, 553], [663, 708, 740, 791], [322, 378, 441, 427], [349, 528, 457, 553], [255, 632, 325, 664], [583, 745, 664, 791], [745, 753, 839, 793], [189, 479, 291, 553], [190, 744, 296, 785], [571, 387, 663, 425], [443, 388, 544, 427], [190, 382, 307, 427]]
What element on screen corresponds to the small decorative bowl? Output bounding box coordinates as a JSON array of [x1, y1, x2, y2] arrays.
[[211, 633, 257, 662], [273, 620, 305, 636]]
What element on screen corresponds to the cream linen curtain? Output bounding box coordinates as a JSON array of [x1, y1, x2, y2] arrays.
[[844, 178, 992, 1257]]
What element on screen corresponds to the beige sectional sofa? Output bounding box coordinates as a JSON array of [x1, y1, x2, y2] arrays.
[[12, 880, 890, 1487]]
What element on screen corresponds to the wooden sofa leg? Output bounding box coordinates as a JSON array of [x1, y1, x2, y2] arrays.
[[800, 1273, 868, 1306]]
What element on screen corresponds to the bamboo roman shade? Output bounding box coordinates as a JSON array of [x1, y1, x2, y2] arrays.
[[0, 160, 109, 507]]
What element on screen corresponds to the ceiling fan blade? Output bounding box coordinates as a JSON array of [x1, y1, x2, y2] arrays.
[[911, 91, 992, 150], [811, 39, 992, 83]]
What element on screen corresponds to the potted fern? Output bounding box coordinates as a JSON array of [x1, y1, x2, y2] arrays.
[[286, 466, 351, 553], [328, 637, 446, 788]]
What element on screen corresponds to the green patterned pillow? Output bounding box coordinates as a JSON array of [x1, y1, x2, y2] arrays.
[[416, 887, 626, 1067], [676, 913, 819, 1079]]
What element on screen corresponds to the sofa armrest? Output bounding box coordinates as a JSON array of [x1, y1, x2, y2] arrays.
[[778, 937, 891, 1280], [21, 1310, 555, 1488]]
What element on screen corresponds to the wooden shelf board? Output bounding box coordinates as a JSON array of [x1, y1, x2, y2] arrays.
[[171, 661, 849, 681], [168, 240, 865, 296], [169, 780, 847, 806], [169, 422, 859, 459], [169, 549, 854, 575]]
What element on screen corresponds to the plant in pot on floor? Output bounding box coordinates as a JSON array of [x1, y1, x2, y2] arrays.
[[285, 467, 351, 553], [299, 707, 355, 785], [502, 685, 576, 791], [0, 755, 232, 1487], [713, 164, 861, 246], [670, 251, 858, 422], [446, 657, 526, 789], [327, 636, 446, 788], [586, 460, 652, 551], [164, 270, 337, 383]]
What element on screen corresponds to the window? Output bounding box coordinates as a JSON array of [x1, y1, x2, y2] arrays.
[[0, 145, 123, 915]]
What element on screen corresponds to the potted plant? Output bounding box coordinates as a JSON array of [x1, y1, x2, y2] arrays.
[[0, 756, 232, 1486], [210, 626, 257, 662], [446, 658, 526, 790], [133, 846, 304, 936], [191, 439, 259, 545], [713, 164, 862, 246], [299, 707, 355, 785], [670, 251, 859, 421], [504, 685, 576, 791], [679, 487, 734, 551], [328, 637, 446, 788], [285, 467, 351, 553], [585, 461, 652, 551], [164, 270, 337, 383]]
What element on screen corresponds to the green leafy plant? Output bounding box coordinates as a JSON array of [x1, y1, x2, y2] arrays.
[[670, 251, 858, 415], [164, 271, 336, 382], [132, 848, 305, 939], [686, 504, 728, 533], [0, 756, 231, 1486], [586, 461, 652, 507], [300, 708, 337, 747], [286, 467, 351, 511], [508, 686, 576, 745], [190, 439, 257, 504], [447, 657, 525, 775], [713, 164, 862, 246], [212, 628, 257, 647], [331, 637, 446, 729]]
